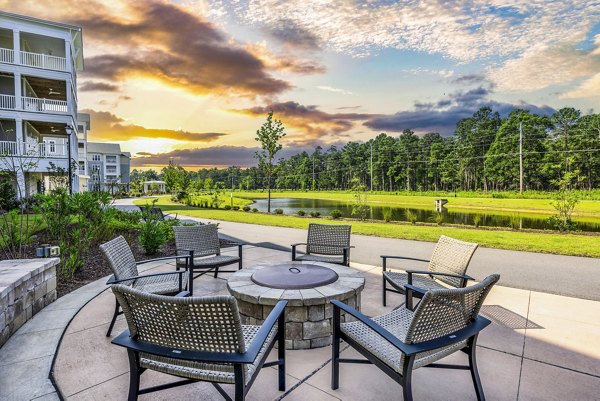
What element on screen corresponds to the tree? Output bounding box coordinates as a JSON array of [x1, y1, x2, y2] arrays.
[[255, 111, 286, 213]]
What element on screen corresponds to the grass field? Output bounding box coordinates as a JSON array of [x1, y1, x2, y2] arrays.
[[234, 191, 600, 216], [135, 196, 600, 258]]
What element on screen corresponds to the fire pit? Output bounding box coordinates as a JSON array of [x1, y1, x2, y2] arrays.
[[251, 263, 339, 289], [227, 261, 365, 349]]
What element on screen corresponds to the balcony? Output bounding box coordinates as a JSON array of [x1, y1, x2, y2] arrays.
[[0, 47, 14, 64], [22, 96, 68, 114], [0, 140, 18, 155], [20, 50, 67, 71], [0, 94, 16, 109], [0, 141, 68, 158]]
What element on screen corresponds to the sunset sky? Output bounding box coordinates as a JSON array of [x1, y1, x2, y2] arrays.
[[4, 0, 600, 169]]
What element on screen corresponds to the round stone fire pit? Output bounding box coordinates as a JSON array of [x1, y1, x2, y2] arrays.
[[227, 262, 365, 350]]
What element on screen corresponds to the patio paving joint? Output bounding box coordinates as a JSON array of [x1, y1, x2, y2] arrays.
[[516, 290, 531, 401]]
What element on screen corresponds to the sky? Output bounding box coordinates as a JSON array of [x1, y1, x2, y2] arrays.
[[4, 0, 600, 169]]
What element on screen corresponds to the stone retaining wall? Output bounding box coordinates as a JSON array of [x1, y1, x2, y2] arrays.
[[0, 258, 59, 347]]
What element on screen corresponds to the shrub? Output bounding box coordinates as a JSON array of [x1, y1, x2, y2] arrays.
[[35, 188, 72, 241], [432, 212, 444, 226], [382, 207, 392, 223], [508, 213, 521, 230], [242, 205, 251, 212], [330, 209, 342, 219], [252, 208, 258, 213], [405, 210, 417, 224], [139, 217, 167, 255], [224, 205, 232, 210], [232, 205, 240, 211], [310, 211, 321, 218], [297, 210, 305, 216], [0, 175, 18, 211], [547, 215, 578, 232], [274, 208, 284, 214], [472, 214, 482, 228]]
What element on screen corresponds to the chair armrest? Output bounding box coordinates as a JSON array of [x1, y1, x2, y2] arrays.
[[331, 300, 414, 355], [404, 284, 427, 311], [175, 291, 190, 298], [244, 300, 287, 362], [112, 330, 259, 364], [381, 255, 430, 263], [106, 270, 187, 285], [136, 254, 191, 265], [291, 243, 307, 247]]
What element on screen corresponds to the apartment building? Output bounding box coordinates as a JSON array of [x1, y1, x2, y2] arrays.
[[0, 11, 83, 198], [87, 142, 131, 193]]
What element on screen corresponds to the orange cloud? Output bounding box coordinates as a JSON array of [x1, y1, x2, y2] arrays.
[[82, 109, 226, 142]]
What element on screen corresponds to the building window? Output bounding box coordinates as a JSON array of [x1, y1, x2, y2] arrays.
[[48, 140, 56, 154], [78, 124, 84, 132], [106, 155, 117, 164], [78, 142, 84, 148], [106, 166, 117, 174], [91, 154, 101, 161], [79, 161, 85, 173], [106, 175, 117, 181]]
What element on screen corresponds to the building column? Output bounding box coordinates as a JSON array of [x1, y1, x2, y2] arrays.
[[64, 39, 72, 73], [12, 29, 20, 64], [14, 72, 21, 111], [15, 117, 23, 155]]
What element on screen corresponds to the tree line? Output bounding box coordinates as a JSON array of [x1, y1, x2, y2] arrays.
[[131, 107, 600, 193]]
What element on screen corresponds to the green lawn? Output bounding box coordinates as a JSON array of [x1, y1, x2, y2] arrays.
[[235, 190, 600, 216], [135, 196, 600, 258]]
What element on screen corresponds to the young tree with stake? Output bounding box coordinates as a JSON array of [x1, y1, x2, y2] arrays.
[[255, 111, 286, 213]]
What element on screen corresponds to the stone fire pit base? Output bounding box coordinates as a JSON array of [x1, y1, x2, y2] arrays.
[[227, 262, 365, 350]]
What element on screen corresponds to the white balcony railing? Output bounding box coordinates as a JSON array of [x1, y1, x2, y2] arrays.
[[0, 94, 16, 109], [22, 96, 68, 114], [22, 142, 68, 158], [0, 141, 18, 156], [20, 50, 67, 71], [0, 48, 14, 63], [78, 151, 86, 160]]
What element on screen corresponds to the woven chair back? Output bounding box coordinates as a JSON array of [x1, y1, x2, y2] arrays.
[[306, 223, 351, 255], [100, 236, 139, 280], [428, 235, 478, 287], [405, 274, 499, 345], [112, 284, 246, 353], [173, 224, 220, 257]]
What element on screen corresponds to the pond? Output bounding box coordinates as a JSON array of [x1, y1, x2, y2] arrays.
[[250, 198, 600, 233]]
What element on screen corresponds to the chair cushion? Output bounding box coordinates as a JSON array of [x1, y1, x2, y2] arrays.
[[295, 254, 345, 265], [383, 271, 450, 293], [341, 307, 466, 371], [139, 325, 276, 384], [191, 254, 240, 267], [130, 271, 189, 294]]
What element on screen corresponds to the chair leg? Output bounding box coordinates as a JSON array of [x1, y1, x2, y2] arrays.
[[382, 276, 387, 307], [234, 365, 245, 401], [126, 350, 141, 401], [401, 357, 415, 401], [106, 298, 119, 337], [331, 305, 341, 390], [468, 336, 486, 401], [214, 265, 220, 278], [278, 311, 286, 391]]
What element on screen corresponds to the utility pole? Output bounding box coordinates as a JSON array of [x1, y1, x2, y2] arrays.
[[519, 122, 523, 194], [370, 142, 373, 191]]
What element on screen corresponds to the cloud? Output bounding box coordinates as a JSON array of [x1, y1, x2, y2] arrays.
[[219, 1, 599, 62], [233, 101, 378, 144], [265, 19, 321, 50], [79, 81, 119, 92], [131, 145, 313, 168], [245, 42, 325, 74], [451, 74, 487, 86], [364, 87, 556, 135], [317, 86, 353, 95], [6, 0, 295, 97], [82, 109, 227, 142], [487, 43, 600, 91], [562, 73, 600, 98]]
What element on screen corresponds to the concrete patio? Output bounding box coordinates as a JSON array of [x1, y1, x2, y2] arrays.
[[2, 243, 592, 401]]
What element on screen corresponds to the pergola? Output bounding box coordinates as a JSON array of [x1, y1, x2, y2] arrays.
[[142, 180, 167, 194]]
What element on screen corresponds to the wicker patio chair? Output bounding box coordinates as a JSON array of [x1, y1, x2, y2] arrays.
[[173, 224, 243, 294], [332, 274, 500, 401], [100, 235, 191, 337], [291, 223, 353, 266], [382, 235, 478, 306], [137, 205, 177, 221], [111, 284, 287, 401]]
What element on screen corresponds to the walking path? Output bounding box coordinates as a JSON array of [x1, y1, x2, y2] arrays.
[[114, 198, 600, 301]]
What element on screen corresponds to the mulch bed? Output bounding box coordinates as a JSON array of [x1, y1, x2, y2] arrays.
[[0, 229, 177, 298]]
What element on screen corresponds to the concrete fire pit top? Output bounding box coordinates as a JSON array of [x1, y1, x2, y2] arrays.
[[227, 261, 365, 306]]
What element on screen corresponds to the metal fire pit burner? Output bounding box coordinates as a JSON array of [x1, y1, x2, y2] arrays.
[[251, 263, 338, 289]]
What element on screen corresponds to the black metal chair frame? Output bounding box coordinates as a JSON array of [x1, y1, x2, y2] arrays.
[[382, 255, 473, 307], [111, 299, 288, 401], [331, 281, 492, 401], [105, 255, 191, 337], [138, 205, 177, 221], [177, 243, 243, 295]]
